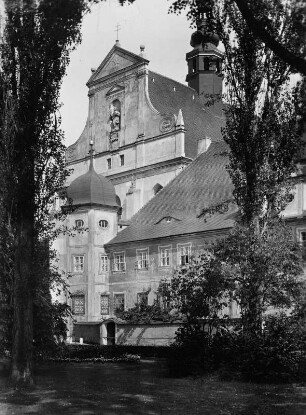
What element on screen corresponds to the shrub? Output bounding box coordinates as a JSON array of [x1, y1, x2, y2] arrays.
[[168, 313, 306, 382]]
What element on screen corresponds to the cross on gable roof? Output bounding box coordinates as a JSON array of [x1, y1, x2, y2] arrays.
[[87, 44, 149, 87]]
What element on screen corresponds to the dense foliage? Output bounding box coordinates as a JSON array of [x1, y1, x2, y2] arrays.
[[0, 0, 87, 386], [166, 0, 306, 380]]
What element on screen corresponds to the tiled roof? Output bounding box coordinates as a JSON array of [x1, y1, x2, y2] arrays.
[[67, 162, 118, 208], [106, 141, 236, 245], [148, 71, 224, 158]]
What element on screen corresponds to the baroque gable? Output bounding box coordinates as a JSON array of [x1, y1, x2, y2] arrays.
[[87, 45, 148, 86]]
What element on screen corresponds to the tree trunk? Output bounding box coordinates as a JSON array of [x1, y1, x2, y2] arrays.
[[9, 141, 35, 386], [10, 217, 34, 387]]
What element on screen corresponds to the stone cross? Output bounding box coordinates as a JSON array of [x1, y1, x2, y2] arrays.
[[114, 24, 121, 41]]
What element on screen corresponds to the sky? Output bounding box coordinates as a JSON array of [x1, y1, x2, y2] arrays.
[[60, 0, 192, 147]]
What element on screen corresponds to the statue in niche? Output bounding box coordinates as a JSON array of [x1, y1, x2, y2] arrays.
[[109, 100, 121, 133]]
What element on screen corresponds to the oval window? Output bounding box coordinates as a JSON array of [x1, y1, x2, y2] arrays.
[[75, 219, 84, 228], [99, 219, 109, 229]]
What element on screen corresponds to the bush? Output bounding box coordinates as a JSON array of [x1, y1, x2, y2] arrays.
[[168, 314, 306, 382]]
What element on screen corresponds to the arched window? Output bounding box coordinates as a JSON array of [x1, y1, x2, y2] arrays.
[[153, 183, 163, 195]]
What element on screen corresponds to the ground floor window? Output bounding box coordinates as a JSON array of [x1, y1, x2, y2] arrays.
[[137, 292, 148, 306], [72, 294, 85, 315], [114, 293, 125, 313], [100, 295, 110, 315]]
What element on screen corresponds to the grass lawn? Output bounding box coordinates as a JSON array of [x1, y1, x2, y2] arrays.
[[1, 358, 306, 414]]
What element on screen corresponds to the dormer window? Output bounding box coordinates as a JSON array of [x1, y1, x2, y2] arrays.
[[75, 219, 84, 228], [153, 183, 163, 195], [156, 216, 180, 225], [98, 219, 108, 229]]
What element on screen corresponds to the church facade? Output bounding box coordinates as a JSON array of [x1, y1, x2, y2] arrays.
[[54, 24, 306, 345]]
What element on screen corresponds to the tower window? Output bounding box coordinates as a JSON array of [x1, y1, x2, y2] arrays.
[[204, 57, 210, 71], [98, 219, 109, 229], [120, 154, 124, 166], [216, 59, 220, 73], [107, 158, 111, 169], [73, 255, 84, 273], [75, 219, 84, 228], [192, 58, 196, 72], [99, 255, 109, 272]]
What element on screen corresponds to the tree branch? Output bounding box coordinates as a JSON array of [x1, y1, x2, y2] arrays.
[[235, 0, 306, 75]]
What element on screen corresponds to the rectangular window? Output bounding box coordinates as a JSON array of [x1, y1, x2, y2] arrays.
[[136, 249, 149, 270], [300, 231, 306, 243], [113, 252, 126, 272], [137, 292, 148, 306], [178, 244, 191, 265], [100, 295, 110, 315], [107, 158, 111, 169], [159, 246, 171, 267], [72, 294, 85, 315], [73, 255, 84, 272], [120, 154, 124, 166], [99, 255, 109, 273], [114, 293, 125, 313]]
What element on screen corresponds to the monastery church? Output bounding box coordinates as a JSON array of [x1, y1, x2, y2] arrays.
[[54, 22, 306, 345]]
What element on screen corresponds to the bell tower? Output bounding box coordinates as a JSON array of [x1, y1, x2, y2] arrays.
[[186, 17, 223, 106]]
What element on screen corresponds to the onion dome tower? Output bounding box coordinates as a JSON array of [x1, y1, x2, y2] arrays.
[[67, 141, 119, 209], [186, 16, 224, 105]]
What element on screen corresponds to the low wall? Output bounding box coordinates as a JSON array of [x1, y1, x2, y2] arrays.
[[115, 322, 181, 346], [73, 323, 101, 344]]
